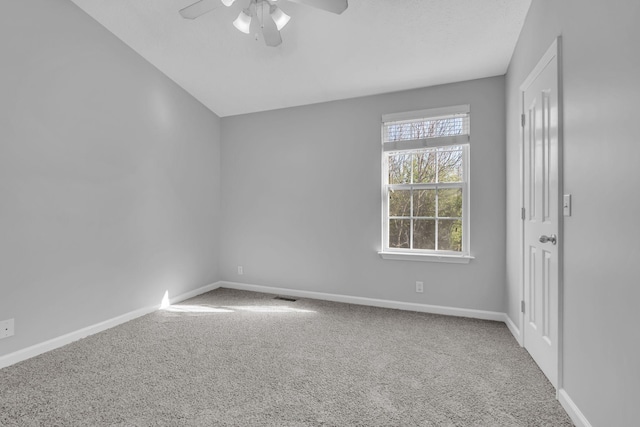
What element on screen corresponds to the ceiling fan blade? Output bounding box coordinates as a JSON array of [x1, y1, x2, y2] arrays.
[[179, 0, 223, 20], [258, 5, 283, 47], [261, 20, 282, 47], [288, 0, 348, 14]]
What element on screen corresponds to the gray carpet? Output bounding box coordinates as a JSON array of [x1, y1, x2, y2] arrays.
[[0, 288, 573, 426]]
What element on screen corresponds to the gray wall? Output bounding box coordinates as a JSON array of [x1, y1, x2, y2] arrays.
[[0, 0, 221, 357], [505, 1, 640, 425], [220, 77, 506, 312]]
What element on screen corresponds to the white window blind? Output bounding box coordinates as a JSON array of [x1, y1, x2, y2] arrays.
[[382, 105, 470, 152]]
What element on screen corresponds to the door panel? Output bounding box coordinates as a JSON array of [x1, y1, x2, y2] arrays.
[[522, 41, 560, 388]]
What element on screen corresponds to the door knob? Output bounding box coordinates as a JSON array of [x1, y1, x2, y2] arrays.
[[539, 234, 557, 245]]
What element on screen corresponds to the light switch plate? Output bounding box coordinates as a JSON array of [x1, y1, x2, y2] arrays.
[[563, 194, 572, 217]]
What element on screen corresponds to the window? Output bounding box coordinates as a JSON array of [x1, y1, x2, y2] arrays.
[[380, 105, 472, 262]]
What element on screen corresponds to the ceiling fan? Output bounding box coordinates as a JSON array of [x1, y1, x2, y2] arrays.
[[179, 0, 348, 47]]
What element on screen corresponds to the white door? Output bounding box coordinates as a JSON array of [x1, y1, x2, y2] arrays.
[[521, 39, 561, 388]]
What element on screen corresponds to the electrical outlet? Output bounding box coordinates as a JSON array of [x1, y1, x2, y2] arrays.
[[237, 265, 244, 275], [0, 319, 14, 339], [415, 281, 424, 293]]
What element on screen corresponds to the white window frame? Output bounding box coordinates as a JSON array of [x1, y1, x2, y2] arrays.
[[378, 105, 474, 263]]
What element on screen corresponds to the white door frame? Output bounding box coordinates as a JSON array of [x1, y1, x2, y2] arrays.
[[519, 37, 564, 393]]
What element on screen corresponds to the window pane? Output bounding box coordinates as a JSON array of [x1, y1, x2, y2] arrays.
[[413, 151, 436, 183], [414, 189, 435, 217], [383, 115, 469, 142], [438, 188, 462, 218], [388, 153, 412, 184], [429, 117, 464, 138], [389, 219, 411, 249], [438, 219, 462, 252], [413, 219, 435, 250], [437, 148, 463, 183], [389, 190, 411, 217]]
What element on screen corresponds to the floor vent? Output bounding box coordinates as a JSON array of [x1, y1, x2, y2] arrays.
[[274, 296, 297, 302]]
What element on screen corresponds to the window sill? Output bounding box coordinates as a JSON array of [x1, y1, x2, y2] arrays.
[[378, 251, 474, 264]]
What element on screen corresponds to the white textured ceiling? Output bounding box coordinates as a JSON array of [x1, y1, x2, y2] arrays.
[[70, 0, 531, 117]]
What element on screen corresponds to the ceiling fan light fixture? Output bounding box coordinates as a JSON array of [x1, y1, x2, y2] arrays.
[[233, 10, 252, 34], [270, 6, 290, 31], [180, 0, 349, 46]]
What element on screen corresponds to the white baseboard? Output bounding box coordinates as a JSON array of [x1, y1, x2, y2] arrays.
[[168, 282, 220, 305], [0, 282, 221, 370], [503, 314, 522, 345], [219, 281, 505, 322], [558, 389, 592, 427]]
